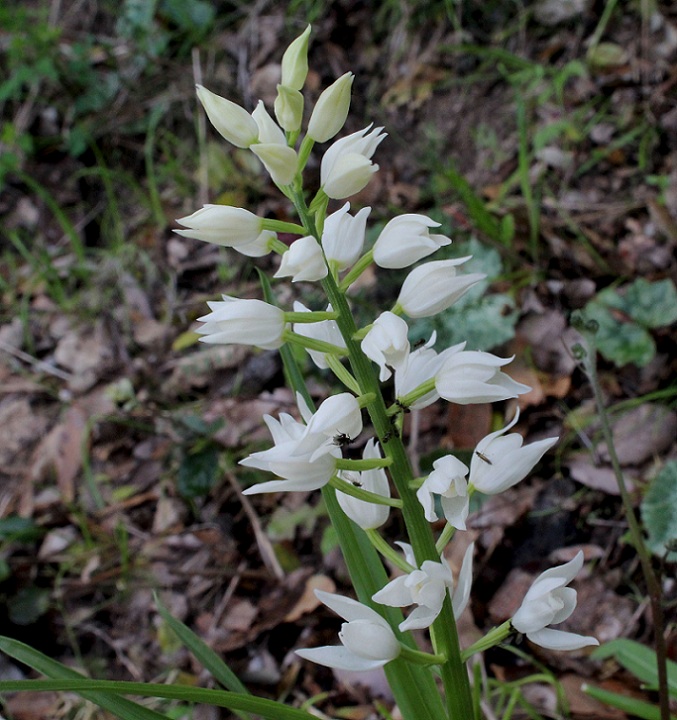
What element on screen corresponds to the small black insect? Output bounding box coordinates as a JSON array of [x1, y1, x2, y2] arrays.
[[333, 433, 353, 447], [475, 451, 493, 465], [382, 431, 392, 443], [351, 479, 363, 487], [413, 338, 426, 349]]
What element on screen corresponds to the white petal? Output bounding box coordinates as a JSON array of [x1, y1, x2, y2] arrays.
[[452, 543, 474, 619], [526, 628, 599, 651], [314, 590, 385, 625], [296, 645, 387, 671], [372, 576, 413, 607], [399, 605, 438, 631]]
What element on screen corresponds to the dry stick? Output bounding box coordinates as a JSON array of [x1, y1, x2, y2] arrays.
[[572, 318, 670, 720], [191, 47, 209, 209]]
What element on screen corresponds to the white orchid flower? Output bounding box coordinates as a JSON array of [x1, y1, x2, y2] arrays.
[[470, 410, 558, 495], [512, 552, 599, 651], [416, 455, 470, 530], [361, 312, 410, 381], [296, 590, 400, 670], [196, 296, 285, 350], [373, 214, 451, 269], [396, 258, 485, 318], [435, 350, 531, 405], [373, 543, 474, 631], [337, 440, 391, 530]]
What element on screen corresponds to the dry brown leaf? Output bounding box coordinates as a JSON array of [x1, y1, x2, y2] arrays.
[[30, 405, 87, 503], [284, 574, 336, 622], [54, 322, 115, 392], [598, 404, 677, 466], [0, 397, 49, 467], [3, 691, 62, 720], [560, 674, 628, 719], [567, 452, 637, 495]]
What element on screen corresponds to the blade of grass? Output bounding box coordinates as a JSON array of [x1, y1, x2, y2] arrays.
[[0, 637, 173, 720], [154, 595, 253, 720], [0, 678, 319, 720], [583, 684, 677, 720]]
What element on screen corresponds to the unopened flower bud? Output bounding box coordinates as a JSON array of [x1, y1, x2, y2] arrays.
[[373, 214, 452, 269], [281, 25, 311, 90], [275, 236, 327, 282], [250, 143, 298, 186], [196, 85, 258, 148], [307, 72, 354, 143], [175, 205, 264, 249], [396, 258, 484, 318], [274, 85, 304, 132], [197, 296, 286, 350]]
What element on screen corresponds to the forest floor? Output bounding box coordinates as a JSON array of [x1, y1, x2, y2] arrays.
[[1, 1, 677, 719]]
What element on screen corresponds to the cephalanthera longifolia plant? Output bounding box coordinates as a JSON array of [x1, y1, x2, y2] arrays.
[[0, 25, 598, 720]]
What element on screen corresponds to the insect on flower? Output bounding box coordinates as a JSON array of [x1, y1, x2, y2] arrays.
[[475, 451, 493, 465], [333, 432, 353, 447]]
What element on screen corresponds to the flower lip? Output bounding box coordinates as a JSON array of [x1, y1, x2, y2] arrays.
[[511, 551, 599, 651], [295, 590, 400, 671]]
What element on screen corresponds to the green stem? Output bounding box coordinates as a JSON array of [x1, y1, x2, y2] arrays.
[[340, 248, 374, 291], [262, 219, 307, 235], [285, 311, 338, 323], [435, 523, 456, 555], [320, 270, 473, 720], [330, 477, 403, 508], [399, 645, 447, 667], [461, 622, 512, 662], [397, 378, 436, 408], [335, 457, 392, 472], [282, 330, 346, 356], [325, 354, 363, 395], [366, 529, 415, 573], [578, 334, 670, 720]]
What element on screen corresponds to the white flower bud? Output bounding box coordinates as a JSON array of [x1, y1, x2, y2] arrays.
[[435, 351, 531, 405], [373, 214, 452, 269], [322, 202, 370, 271], [196, 296, 285, 350], [196, 85, 258, 148], [251, 101, 286, 145], [396, 258, 485, 318], [307, 72, 354, 142], [416, 455, 469, 529], [296, 590, 400, 671], [361, 312, 410, 381], [175, 205, 265, 249], [320, 125, 386, 199], [275, 236, 327, 282], [336, 440, 391, 530], [274, 85, 304, 132], [281, 25, 311, 90], [470, 410, 558, 494], [250, 143, 298, 186]]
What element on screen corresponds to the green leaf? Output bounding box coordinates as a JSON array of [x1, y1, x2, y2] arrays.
[[0, 678, 319, 720], [592, 638, 677, 696], [641, 461, 677, 561], [0, 516, 44, 542], [622, 278, 677, 329], [154, 597, 252, 720], [177, 446, 219, 498], [8, 587, 50, 625], [0, 637, 173, 720], [583, 683, 675, 720], [582, 299, 655, 367]]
